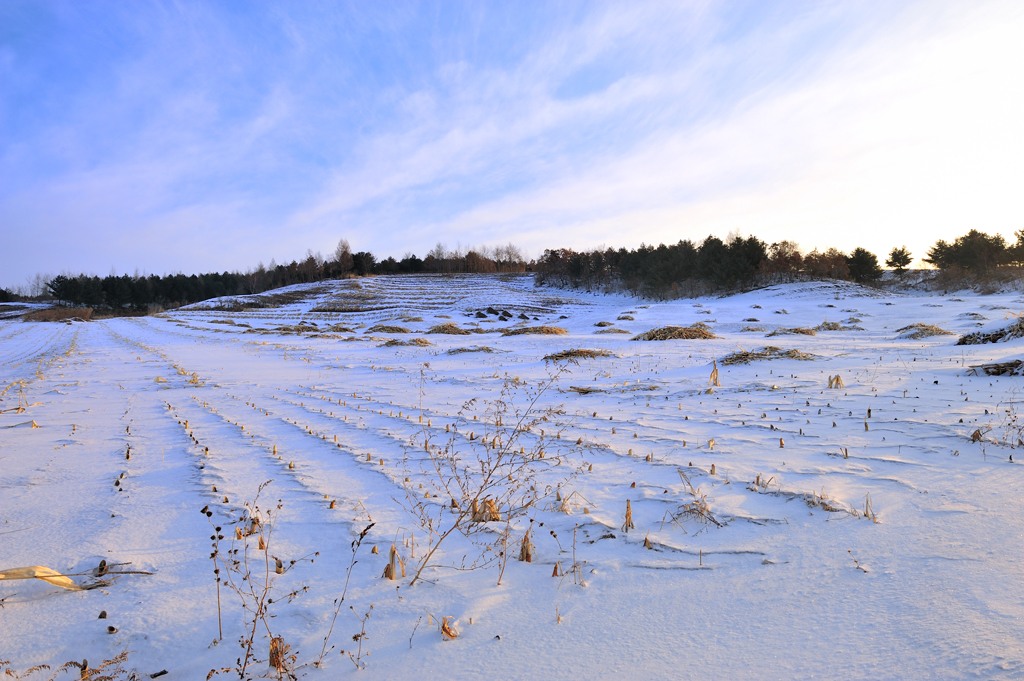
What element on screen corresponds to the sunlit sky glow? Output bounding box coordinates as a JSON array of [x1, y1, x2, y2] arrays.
[[2, 1, 1023, 286]]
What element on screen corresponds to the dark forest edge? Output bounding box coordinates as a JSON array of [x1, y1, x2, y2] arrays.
[[2, 230, 1022, 314]]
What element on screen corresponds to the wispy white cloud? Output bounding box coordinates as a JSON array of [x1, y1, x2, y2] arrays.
[[1, 0, 1021, 285]]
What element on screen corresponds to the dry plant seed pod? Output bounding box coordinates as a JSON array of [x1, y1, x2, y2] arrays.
[[371, 545, 379, 554], [329, 499, 336, 509], [552, 562, 561, 577], [710, 464, 716, 475], [235, 527, 244, 540], [630, 481, 636, 488], [258, 536, 266, 551], [275, 558, 284, 574], [779, 438, 785, 448]]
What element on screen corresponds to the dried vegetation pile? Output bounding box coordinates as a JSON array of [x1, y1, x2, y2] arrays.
[[543, 348, 614, 361], [502, 326, 568, 337], [428, 323, 471, 335], [896, 323, 953, 340], [957, 318, 1024, 345], [767, 327, 816, 337], [368, 324, 410, 334], [721, 346, 817, 366], [380, 338, 432, 347], [631, 323, 717, 341], [447, 346, 495, 355]]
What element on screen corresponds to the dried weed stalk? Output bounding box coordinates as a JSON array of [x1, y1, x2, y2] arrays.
[[399, 363, 578, 586]]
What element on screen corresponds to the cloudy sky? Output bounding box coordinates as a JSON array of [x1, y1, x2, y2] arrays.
[[2, 0, 1022, 287]]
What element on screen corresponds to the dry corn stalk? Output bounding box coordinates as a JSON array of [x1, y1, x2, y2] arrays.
[[708, 359, 721, 387], [0, 565, 84, 591], [519, 529, 534, 562], [471, 498, 501, 522], [441, 616, 458, 640], [622, 499, 635, 533], [269, 636, 290, 671], [383, 544, 405, 580], [827, 374, 845, 389]]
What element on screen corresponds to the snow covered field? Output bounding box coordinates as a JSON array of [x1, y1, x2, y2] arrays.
[[2, 273, 1023, 679]]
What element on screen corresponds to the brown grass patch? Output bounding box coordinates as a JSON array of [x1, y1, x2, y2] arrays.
[[428, 323, 471, 335], [741, 326, 766, 333], [957, 318, 1024, 345], [595, 328, 631, 334], [502, 326, 568, 336], [767, 327, 816, 337], [369, 324, 410, 334], [594, 321, 614, 327], [897, 323, 953, 340], [631, 323, 717, 341], [24, 307, 93, 322], [447, 346, 495, 355], [544, 348, 614, 361], [721, 346, 818, 366], [381, 337, 432, 347]]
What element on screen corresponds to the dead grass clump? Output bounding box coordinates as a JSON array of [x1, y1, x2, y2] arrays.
[[966, 359, 1024, 376], [594, 321, 614, 327], [617, 315, 634, 321], [595, 328, 631, 334], [767, 327, 816, 337], [428, 323, 471, 335], [24, 307, 93, 322], [447, 346, 495, 355], [957, 318, 1024, 345], [568, 386, 605, 395], [740, 326, 766, 333], [368, 324, 410, 334], [544, 348, 614, 361], [816, 321, 842, 331], [631, 323, 717, 341], [721, 346, 817, 366], [381, 338, 432, 347], [896, 323, 953, 340], [502, 326, 568, 337]]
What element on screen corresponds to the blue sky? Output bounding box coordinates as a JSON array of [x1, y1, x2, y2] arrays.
[[2, 0, 1022, 287]]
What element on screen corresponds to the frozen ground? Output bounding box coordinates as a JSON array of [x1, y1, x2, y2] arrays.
[[1, 274, 1023, 679]]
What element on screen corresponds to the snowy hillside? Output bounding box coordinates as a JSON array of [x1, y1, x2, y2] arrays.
[[2, 274, 1023, 680]]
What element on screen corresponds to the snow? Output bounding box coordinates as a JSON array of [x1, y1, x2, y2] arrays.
[[2, 274, 1023, 679]]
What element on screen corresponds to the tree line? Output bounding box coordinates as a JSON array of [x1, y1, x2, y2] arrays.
[[11, 240, 528, 310], [2, 229, 1021, 309]]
